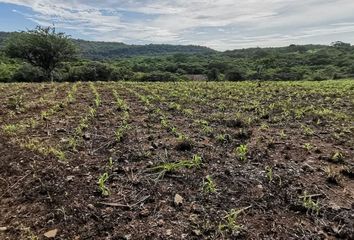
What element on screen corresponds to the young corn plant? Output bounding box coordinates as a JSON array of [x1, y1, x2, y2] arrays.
[[325, 166, 340, 184], [331, 151, 344, 163], [235, 144, 248, 161], [303, 143, 313, 152], [265, 166, 273, 182], [151, 154, 202, 178], [218, 206, 251, 234], [202, 175, 217, 193], [7, 95, 24, 111], [300, 191, 320, 215], [98, 173, 110, 196]]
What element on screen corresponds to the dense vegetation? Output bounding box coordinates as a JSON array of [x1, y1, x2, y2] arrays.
[[1, 29, 354, 82]]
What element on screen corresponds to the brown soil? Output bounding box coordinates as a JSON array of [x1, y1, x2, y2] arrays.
[[0, 82, 353, 240]]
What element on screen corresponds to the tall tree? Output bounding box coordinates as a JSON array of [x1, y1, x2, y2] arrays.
[[5, 26, 77, 81]]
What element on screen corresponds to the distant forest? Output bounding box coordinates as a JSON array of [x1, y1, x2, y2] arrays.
[[1, 30, 354, 82]]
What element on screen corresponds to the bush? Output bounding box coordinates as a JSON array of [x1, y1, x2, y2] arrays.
[[110, 67, 134, 81], [224, 68, 247, 81], [138, 71, 178, 82], [0, 63, 19, 82], [68, 62, 113, 81], [11, 64, 46, 82]]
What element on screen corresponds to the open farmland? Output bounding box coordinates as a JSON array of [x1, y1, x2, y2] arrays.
[[0, 80, 354, 239]]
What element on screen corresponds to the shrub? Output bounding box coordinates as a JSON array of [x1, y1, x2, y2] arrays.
[[12, 64, 46, 82], [138, 71, 178, 82]]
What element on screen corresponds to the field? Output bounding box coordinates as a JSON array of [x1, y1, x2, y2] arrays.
[[0, 80, 353, 239]]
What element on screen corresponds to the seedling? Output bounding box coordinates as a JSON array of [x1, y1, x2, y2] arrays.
[[7, 95, 24, 110], [235, 144, 248, 161], [216, 134, 231, 143], [265, 166, 273, 182], [279, 130, 287, 139], [303, 143, 313, 152], [300, 191, 320, 214], [218, 206, 251, 234], [331, 151, 344, 163], [2, 124, 19, 135], [98, 173, 110, 196], [301, 124, 314, 136], [325, 166, 340, 184], [260, 123, 269, 130], [202, 175, 217, 193], [108, 157, 114, 170], [151, 154, 202, 178]]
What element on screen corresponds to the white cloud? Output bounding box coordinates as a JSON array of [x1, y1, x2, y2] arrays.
[[1, 0, 354, 50]]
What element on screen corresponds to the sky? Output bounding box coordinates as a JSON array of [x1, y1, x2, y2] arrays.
[[0, 0, 354, 51]]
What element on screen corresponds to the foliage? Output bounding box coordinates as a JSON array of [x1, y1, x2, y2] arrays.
[[98, 172, 110, 196], [2, 28, 354, 82], [4, 26, 77, 81]]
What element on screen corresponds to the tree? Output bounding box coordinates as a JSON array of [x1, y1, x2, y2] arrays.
[[225, 68, 247, 81], [207, 68, 220, 81], [5, 26, 77, 81]]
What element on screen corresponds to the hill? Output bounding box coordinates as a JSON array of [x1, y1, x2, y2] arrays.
[[0, 31, 216, 59]]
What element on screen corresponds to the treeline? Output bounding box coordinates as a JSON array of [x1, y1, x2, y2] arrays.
[[0, 32, 215, 59], [1, 28, 354, 82]]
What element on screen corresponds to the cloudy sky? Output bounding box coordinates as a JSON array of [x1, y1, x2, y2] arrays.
[[0, 0, 353, 50]]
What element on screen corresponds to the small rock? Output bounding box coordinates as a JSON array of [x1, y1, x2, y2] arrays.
[[140, 208, 150, 217], [83, 133, 91, 140], [124, 234, 132, 240], [87, 204, 95, 210], [166, 229, 172, 236], [257, 184, 263, 189], [66, 175, 74, 182], [158, 219, 165, 226], [44, 229, 58, 238], [0, 227, 7, 231], [192, 229, 202, 236], [151, 142, 158, 149], [56, 128, 66, 133], [174, 194, 184, 206]]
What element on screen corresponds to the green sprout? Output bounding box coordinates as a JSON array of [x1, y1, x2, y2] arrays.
[[203, 175, 217, 193], [218, 206, 251, 234], [235, 144, 248, 161], [151, 154, 202, 178], [265, 166, 273, 182], [300, 191, 320, 214], [98, 173, 110, 196], [331, 151, 344, 163]]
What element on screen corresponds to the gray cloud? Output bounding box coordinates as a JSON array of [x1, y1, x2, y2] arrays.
[[1, 0, 354, 50]]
